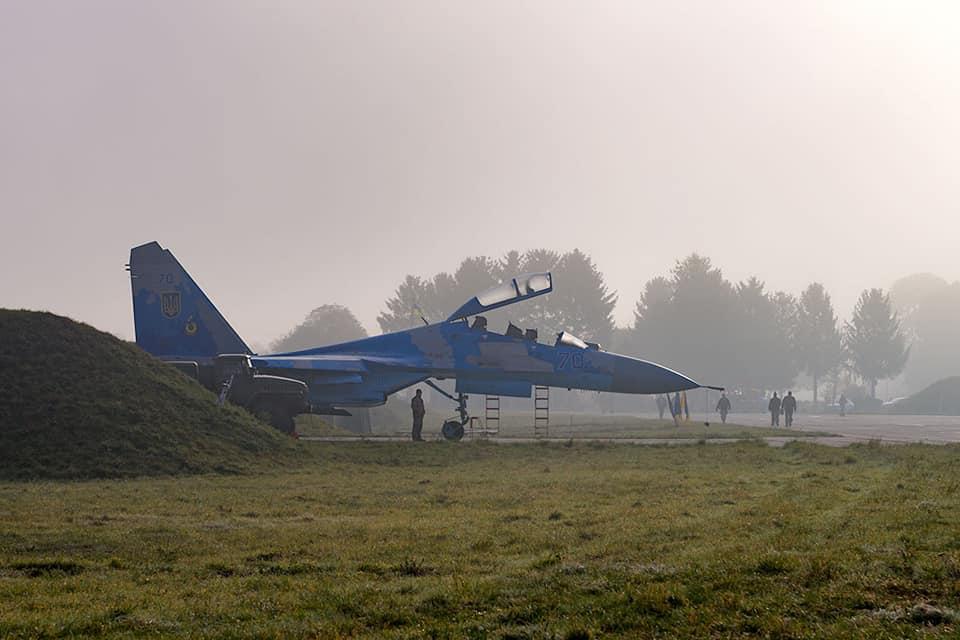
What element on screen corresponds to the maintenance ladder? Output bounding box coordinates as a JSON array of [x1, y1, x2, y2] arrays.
[[534, 386, 549, 438], [484, 395, 500, 436], [466, 395, 501, 440]]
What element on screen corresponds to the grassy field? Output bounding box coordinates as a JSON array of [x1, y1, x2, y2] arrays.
[[2, 441, 960, 638]]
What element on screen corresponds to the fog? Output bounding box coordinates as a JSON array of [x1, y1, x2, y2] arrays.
[[2, 1, 959, 347]]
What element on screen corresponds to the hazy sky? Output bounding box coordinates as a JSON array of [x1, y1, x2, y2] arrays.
[[2, 1, 959, 349]]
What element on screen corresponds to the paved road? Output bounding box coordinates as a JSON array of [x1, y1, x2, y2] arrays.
[[697, 413, 960, 444], [302, 414, 960, 447], [300, 434, 850, 447]]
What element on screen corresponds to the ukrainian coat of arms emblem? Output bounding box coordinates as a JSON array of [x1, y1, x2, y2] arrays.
[[161, 291, 181, 319]]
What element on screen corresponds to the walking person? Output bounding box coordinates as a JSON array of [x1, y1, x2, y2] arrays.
[[838, 393, 847, 417], [411, 389, 426, 441], [768, 392, 781, 427], [782, 391, 797, 427], [656, 394, 668, 420], [716, 392, 731, 424], [671, 391, 681, 427]]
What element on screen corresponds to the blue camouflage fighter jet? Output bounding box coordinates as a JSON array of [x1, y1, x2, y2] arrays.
[[129, 241, 715, 437]]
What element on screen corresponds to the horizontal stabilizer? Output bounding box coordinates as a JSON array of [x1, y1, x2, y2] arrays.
[[253, 355, 369, 372], [311, 407, 353, 416]]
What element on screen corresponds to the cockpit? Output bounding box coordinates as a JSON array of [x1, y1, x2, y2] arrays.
[[467, 318, 600, 350], [470, 317, 538, 342], [453, 271, 572, 347]]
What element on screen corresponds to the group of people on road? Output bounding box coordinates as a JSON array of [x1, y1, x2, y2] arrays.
[[767, 391, 798, 427], [413, 385, 803, 440], [656, 390, 799, 428]]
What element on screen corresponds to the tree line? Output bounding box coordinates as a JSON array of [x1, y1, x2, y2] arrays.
[[272, 250, 912, 400], [629, 254, 907, 401]]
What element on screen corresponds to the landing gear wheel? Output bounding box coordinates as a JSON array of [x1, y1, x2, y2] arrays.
[[441, 420, 465, 441]]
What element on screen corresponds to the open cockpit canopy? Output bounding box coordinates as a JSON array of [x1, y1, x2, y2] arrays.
[[555, 331, 587, 349], [555, 332, 602, 350], [447, 273, 552, 321]]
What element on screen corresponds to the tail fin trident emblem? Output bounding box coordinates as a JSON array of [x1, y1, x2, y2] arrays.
[[161, 291, 181, 319]]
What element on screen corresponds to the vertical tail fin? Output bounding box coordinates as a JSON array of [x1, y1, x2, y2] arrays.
[[129, 242, 250, 359]]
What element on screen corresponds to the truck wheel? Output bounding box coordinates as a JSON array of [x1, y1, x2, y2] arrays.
[[269, 410, 296, 435], [252, 401, 296, 435]]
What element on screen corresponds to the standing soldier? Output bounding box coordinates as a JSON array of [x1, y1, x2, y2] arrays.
[[716, 392, 731, 424], [782, 391, 797, 427], [768, 392, 782, 427], [411, 389, 426, 441], [672, 391, 682, 427], [656, 394, 668, 420]]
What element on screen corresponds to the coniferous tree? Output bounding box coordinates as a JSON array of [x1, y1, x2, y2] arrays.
[[844, 288, 910, 398], [734, 279, 797, 391], [549, 249, 616, 346], [795, 283, 842, 403], [666, 254, 738, 387], [631, 276, 674, 365], [376, 275, 440, 332], [377, 249, 614, 344], [772, 290, 801, 387]]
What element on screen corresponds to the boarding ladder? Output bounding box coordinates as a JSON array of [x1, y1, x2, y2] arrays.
[[534, 386, 549, 438], [467, 395, 501, 440], [484, 395, 500, 437]]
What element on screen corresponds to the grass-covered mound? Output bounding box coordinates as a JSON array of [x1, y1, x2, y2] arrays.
[[888, 376, 960, 415], [0, 310, 300, 480]]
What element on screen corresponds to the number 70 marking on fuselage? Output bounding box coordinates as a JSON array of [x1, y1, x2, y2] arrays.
[[557, 352, 584, 369]]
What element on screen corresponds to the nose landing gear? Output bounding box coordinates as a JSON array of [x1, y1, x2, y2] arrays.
[[424, 380, 469, 441]]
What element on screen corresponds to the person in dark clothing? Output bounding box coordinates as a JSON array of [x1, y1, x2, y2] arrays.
[[838, 393, 847, 417], [656, 394, 668, 420], [768, 392, 781, 427], [782, 391, 797, 427], [411, 389, 425, 441], [716, 392, 731, 423], [672, 391, 682, 426]]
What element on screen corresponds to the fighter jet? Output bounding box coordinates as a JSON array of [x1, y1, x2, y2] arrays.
[[129, 242, 716, 436]]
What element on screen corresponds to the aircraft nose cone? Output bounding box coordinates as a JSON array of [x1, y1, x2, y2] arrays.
[[609, 355, 700, 394]]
